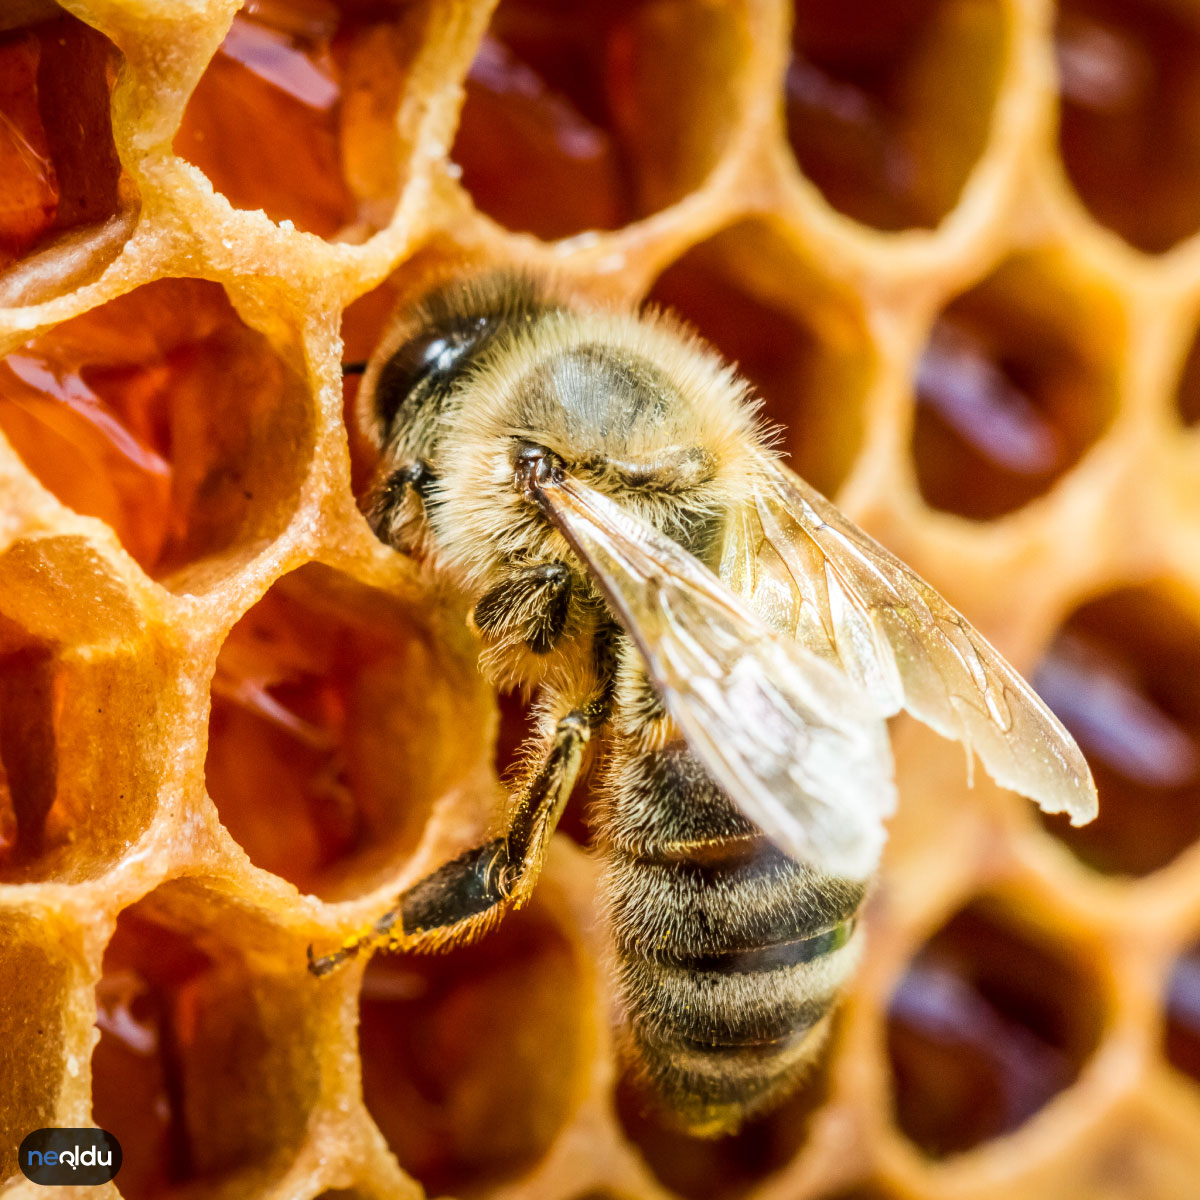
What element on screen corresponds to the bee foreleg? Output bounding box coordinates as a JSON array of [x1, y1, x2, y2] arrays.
[[365, 460, 435, 544], [472, 562, 574, 654], [307, 708, 590, 976]]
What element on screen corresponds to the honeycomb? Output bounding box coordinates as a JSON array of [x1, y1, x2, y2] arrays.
[[3, 0, 1200, 1197]]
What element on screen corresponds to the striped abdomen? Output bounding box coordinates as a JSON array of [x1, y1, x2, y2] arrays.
[[599, 739, 867, 1135]]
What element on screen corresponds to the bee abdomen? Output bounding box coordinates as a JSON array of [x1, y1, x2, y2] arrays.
[[600, 742, 868, 1132]]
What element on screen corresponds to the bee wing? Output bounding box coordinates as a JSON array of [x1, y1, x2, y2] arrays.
[[532, 471, 897, 880], [745, 458, 1097, 826]]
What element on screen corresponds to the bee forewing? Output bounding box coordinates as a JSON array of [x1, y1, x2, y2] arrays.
[[752, 460, 1098, 826], [533, 472, 897, 880]]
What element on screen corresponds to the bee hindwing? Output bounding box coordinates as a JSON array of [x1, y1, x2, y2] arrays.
[[532, 472, 896, 880]]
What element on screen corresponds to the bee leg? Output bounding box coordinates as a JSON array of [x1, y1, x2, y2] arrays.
[[472, 562, 573, 654], [365, 459, 435, 543], [307, 708, 590, 976]]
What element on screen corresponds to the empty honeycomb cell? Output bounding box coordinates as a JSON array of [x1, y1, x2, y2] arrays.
[[615, 1055, 828, 1199], [650, 223, 874, 498], [91, 884, 321, 1200], [359, 903, 586, 1196], [886, 899, 1104, 1158], [1056, 0, 1200, 255], [1166, 941, 1200, 1086], [206, 562, 491, 900], [175, 0, 436, 239], [1174, 323, 1200, 428], [452, 0, 750, 239], [0, 913, 73, 1181], [0, 277, 311, 588], [786, 0, 1005, 230], [0, 6, 129, 276], [0, 538, 164, 885], [911, 251, 1121, 519], [1033, 586, 1200, 877]]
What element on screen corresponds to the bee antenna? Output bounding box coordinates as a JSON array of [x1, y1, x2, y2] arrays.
[[342, 360, 368, 377]]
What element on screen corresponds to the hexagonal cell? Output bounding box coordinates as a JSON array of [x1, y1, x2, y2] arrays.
[[0, 911, 74, 1181], [206, 563, 491, 900], [0, 5, 132, 282], [616, 1060, 827, 1200], [0, 537, 166, 885], [1056, 0, 1200, 255], [1166, 940, 1200, 1086], [1174, 323, 1200, 428], [650, 223, 875, 498], [0, 277, 312, 590], [1034, 586, 1200, 877], [911, 252, 1121, 520], [452, 0, 751, 239], [786, 0, 1006, 230], [359, 902, 585, 1196], [175, 0, 438, 239], [886, 899, 1104, 1158], [91, 883, 321, 1200]]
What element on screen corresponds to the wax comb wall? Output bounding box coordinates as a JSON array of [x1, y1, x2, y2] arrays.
[[2, 1, 1200, 1198]]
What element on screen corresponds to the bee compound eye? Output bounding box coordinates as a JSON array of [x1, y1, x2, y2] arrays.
[[372, 318, 487, 433]]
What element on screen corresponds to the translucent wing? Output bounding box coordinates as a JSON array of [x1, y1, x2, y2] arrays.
[[739, 458, 1097, 825], [528, 469, 897, 880]]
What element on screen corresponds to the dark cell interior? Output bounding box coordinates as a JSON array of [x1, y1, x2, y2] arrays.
[[176, 0, 429, 238], [206, 564, 486, 900], [0, 7, 126, 273], [1174, 323, 1200, 428], [615, 1051, 829, 1200], [91, 893, 317, 1200], [453, 0, 746, 238], [912, 253, 1120, 519], [359, 904, 584, 1196], [1166, 941, 1200, 1085], [787, 0, 1005, 230], [1057, 0, 1200, 255], [1034, 587, 1200, 877], [650, 224, 873, 499], [887, 900, 1103, 1158], [0, 278, 310, 587]]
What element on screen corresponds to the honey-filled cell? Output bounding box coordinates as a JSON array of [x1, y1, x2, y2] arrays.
[[0, 5, 128, 277], [206, 563, 491, 900], [1034, 587, 1200, 877], [91, 885, 320, 1200], [359, 903, 586, 1196], [787, 0, 1005, 231], [453, 0, 750, 239], [176, 0, 437, 238], [615, 1055, 828, 1200], [1166, 941, 1200, 1087], [886, 900, 1104, 1158], [650, 223, 875, 499], [0, 278, 311, 589], [1174, 322, 1200, 428], [1057, 0, 1200, 255], [911, 252, 1121, 519]]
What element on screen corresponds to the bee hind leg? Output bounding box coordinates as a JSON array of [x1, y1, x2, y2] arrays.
[[307, 707, 591, 976]]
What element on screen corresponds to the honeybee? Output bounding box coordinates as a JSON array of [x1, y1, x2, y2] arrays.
[[311, 272, 1097, 1135]]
